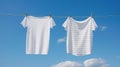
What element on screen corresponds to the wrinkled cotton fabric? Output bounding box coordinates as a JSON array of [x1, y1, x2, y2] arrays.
[[63, 16, 97, 56], [21, 16, 55, 54]]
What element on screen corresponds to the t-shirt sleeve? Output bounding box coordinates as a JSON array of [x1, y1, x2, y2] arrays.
[[91, 17, 98, 31], [62, 17, 70, 30], [50, 17, 56, 28], [21, 16, 28, 28]]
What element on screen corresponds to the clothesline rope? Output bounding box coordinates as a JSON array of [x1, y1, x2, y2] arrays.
[[0, 14, 120, 18]]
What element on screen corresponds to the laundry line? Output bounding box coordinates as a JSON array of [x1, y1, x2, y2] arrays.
[[0, 13, 120, 18]]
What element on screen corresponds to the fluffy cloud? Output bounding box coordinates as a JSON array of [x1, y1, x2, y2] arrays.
[[57, 37, 66, 43], [100, 26, 108, 31], [52, 58, 109, 67], [52, 61, 82, 67], [84, 58, 108, 67]]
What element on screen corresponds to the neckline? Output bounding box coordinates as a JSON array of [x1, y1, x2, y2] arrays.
[[70, 16, 92, 23], [27, 15, 51, 19]]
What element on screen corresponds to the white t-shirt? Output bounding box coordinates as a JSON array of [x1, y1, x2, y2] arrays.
[[21, 16, 56, 54], [63, 16, 97, 56]]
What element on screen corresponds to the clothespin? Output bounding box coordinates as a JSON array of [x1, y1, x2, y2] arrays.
[[25, 13, 28, 17], [68, 15, 71, 18], [48, 12, 52, 18], [49, 14, 52, 18], [67, 12, 72, 18], [90, 12, 93, 17], [91, 11, 93, 18]]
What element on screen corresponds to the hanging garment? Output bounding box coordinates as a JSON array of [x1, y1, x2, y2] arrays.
[[21, 16, 56, 54], [63, 16, 97, 56]]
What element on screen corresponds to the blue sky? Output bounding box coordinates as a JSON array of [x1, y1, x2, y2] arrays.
[[0, 0, 120, 67]]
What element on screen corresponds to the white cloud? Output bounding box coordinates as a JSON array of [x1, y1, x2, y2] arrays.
[[57, 37, 66, 43], [52, 61, 82, 67], [84, 58, 109, 67], [100, 26, 108, 31]]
